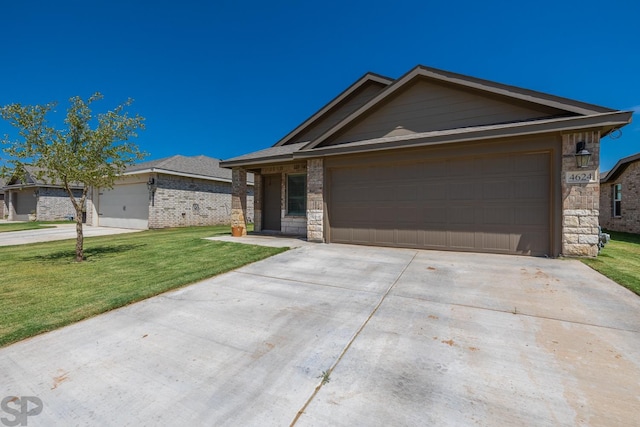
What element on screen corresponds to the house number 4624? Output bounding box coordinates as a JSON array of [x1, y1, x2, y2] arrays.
[[566, 171, 596, 184]]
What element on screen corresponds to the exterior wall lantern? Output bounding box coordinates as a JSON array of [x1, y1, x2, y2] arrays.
[[147, 176, 157, 205], [575, 141, 591, 168]]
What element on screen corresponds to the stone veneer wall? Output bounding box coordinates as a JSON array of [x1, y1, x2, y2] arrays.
[[231, 168, 248, 235], [306, 158, 324, 242], [600, 160, 640, 234], [150, 173, 253, 229], [253, 174, 262, 232], [0, 193, 5, 218], [37, 187, 83, 221], [561, 131, 600, 257]]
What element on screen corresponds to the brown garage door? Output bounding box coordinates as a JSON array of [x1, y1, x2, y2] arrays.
[[328, 151, 551, 256]]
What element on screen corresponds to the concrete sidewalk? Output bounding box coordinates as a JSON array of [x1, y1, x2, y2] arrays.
[[0, 242, 639, 426], [0, 223, 141, 246]]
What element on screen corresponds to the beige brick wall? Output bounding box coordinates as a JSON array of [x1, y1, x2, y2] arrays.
[[37, 187, 83, 221], [600, 160, 640, 234], [151, 173, 253, 229], [561, 131, 600, 257]]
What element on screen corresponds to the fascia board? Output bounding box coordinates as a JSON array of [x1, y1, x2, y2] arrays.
[[273, 72, 393, 147], [306, 66, 618, 149], [122, 168, 235, 184], [293, 111, 633, 159]]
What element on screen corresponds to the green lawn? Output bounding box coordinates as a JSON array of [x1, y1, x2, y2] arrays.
[[582, 231, 640, 296], [0, 225, 286, 347], [0, 221, 58, 233]]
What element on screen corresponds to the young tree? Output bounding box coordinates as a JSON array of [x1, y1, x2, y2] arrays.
[[1, 93, 146, 262]]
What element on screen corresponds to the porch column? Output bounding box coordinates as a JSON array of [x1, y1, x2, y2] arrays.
[[307, 158, 324, 242], [7, 191, 15, 221], [253, 174, 262, 232], [561, 131, 600, 257], [231, 167, 248, 236]]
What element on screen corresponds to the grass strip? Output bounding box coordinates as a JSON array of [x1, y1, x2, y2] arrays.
[[0, 225, 286, 347], [582, 231, 640, 296]]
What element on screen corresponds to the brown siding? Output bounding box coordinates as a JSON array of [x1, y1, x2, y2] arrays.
[[288, 81, 388, 144], [325, 135, 561, 256], [600, 161, 640, 234], [323, 78, 570, 146]]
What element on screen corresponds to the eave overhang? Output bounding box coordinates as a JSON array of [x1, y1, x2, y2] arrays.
[[221, 111, 632, 168]]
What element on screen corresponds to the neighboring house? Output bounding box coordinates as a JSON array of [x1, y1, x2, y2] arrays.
[[221, 65, 632, 257], [600, 152, 640, 234], [86, 155, 254, 230], [2, 167, 83, 221]]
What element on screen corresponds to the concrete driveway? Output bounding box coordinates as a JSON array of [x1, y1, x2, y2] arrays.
[[0, 223, 141, 246], [1, 242, 639, 426]]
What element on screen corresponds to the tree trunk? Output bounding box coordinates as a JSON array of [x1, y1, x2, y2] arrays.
[[75, 205, 84, 262]]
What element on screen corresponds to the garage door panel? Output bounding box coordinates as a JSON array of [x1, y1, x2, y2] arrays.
[[99, 183, 149, 229], [351, 228, 372, 244], [481, 156, 513, 174], [422, 182, 447, 200], [448, 158, 476, 176], [482, 206, 514, 225], [514, 206, 547, 226], [482, 180, 511, 199], [397, 229, 418, 246], [373, 206, 398, 223], [449, 231, 476, 249], [374, 229, 395, 245], [423, 162, 447, 177], [422, 206, 447, 224], [422, 230, 448, 247], [329, 150, 551, 256], [515, 177, 548, 199], [448, 206, 476, 224], [482, 233, 512, 251], [449, 181, 478, 200], [519, 153, 548, 172]]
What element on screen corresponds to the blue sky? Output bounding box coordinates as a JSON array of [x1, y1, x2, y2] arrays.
[[1, 0, 638, 171]]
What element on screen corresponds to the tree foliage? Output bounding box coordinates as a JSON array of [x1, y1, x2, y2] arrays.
[[1, 93, 146, 261]]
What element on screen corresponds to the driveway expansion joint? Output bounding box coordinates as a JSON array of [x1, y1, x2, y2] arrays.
[[390, 293, 640, 333], [289, 250, 419, 426], [234, 270, 386, 295]]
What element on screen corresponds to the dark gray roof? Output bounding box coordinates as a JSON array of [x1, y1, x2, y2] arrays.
[[220, 64, 633, 168], [127, 155, 241, 182], [601, 152, 640, 183], [3, 165, 83, 189], [220, 142, 308, 167]]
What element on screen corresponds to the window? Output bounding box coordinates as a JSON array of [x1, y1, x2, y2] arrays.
[[613, 183, 622, 217], [287, 174, 306, 216]]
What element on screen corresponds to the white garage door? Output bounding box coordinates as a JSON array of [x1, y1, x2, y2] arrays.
[[98, 183, 149, 229]]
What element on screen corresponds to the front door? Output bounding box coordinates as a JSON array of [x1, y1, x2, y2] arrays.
[[263, 174, 281, 231]]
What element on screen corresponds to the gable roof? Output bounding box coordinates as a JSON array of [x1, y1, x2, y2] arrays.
[[125, 155, 254, 184], [3, 166, 83, 189], [220, 65, 633, 169], [601, 152, 640, 183], [274, 72, 393, 147]]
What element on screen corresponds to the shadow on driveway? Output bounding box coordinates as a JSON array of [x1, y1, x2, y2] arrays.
[[1, 242, 639, 425]]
